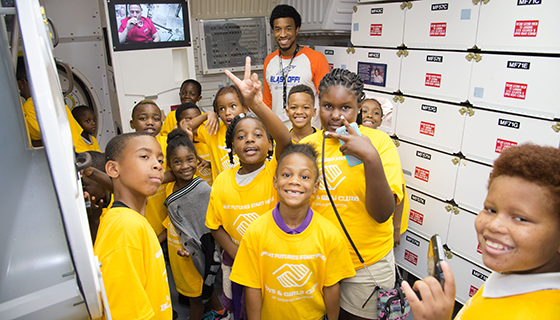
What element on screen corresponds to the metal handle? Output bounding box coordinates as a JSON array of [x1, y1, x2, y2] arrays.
[[55, 58, 74, 96], [445, 205, 453, 212], [552, 122, 560, 133], [75, 151, 92, 172], [459, 107, 467, 115]]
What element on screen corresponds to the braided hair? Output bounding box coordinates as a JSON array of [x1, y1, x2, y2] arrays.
[[318, 68, 365, 104], [166, 129, 197, 169], [224, 114, 274, 165]]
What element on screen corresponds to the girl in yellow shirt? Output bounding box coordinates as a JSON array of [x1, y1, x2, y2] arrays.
[[205, 58, 292, 320]]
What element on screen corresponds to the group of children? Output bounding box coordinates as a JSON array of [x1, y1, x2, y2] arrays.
[[75, 56, 559, 320]]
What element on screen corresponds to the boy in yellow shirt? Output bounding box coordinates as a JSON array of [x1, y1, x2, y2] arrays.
[[94, 131, 172, 319]]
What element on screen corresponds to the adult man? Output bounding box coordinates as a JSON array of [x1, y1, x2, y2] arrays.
[[118, 4, 160, 44], [263, 5, 330, 127]]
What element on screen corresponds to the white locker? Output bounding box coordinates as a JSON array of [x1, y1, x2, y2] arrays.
[[461, 108, 560, 166], [363, 90, 398, 135], [350, 2, 407, 48], [454, 159, 492, 214], [312, 46, 351, 72], [469, 54, 560, 119], [395, 96, 466, 153], [348, 48, 402, 94], [397, 141, 460, 201], [406, 188, 452, 242], [446, 254, 491, 304], [447, 207, 484, 269], [476, 0, 560, 54], [400, 50, 473, 103], [394, 230, 429, 280], [403, 0, 480, 50]]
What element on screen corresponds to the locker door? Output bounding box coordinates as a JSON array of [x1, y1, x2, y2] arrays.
[[397, 141, 460, 201], [447, 207, 484, 269], [461, 108, 560, 166], [351, 2, 406, 48], [403, 0, 480, 50], [363, 90, 399, 135], [400, 50, 473, 103], [312, 46, 351, 72], [348, 48, 401, 93], [455, 159, 492, 214], [469, 54, 560, 119], [476, 1, 560, 54], [446, 255, 491, 304], [406, 188, 452, 242], [395, 231, 430, 280], [395, 96, 466, 153]]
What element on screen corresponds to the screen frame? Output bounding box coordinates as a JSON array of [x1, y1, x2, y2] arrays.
[[107, 0, 191, 52]]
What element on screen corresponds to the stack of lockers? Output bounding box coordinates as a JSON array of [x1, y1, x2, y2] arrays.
[[316, 0, 560, 304]]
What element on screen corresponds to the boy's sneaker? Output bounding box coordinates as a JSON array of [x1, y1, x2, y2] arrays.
[[202, 309, 229, 320]]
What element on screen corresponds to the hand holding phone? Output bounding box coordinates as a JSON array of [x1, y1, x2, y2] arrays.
[[336, 122, 363, 167], [427, 234, 445, 288]]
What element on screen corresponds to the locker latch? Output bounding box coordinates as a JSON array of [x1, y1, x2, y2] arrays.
[[460, 107, 476, 117], [392, 95, 404, 103], [400, 2, 413, 10], [472, 0, 491, 5], [397, 49, 409, 58], [353, 6, 357, 13], [445, 205, 460, 215], [444, 248, 453, 260], [392, 139, 401, 147], [452, 157, 460, 165], [346, 47, 355, 54], [552, 123, 560, 133], [465, 53, 482, 62]]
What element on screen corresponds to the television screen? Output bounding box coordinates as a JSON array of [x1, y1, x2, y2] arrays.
[[107, 1, 191, 52]]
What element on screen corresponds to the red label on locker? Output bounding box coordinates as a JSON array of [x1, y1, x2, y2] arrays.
[[504, 82, 527, 100], [514, 20, 539, 37], [430, 22, 447, 36], [328, 63, 334, 72], [404, 249, 418, 266], [370, 24, 383, 36], [419, 121, 436, 136], [425, 73, 442, 88], [477, 244, 482, 254], [409, 210, 424, 226], [495, 138, 518, 153], [414, 167, 430, 182], [469, 285, 479, 297]]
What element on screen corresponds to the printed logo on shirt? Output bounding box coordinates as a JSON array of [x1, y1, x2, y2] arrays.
[[273, 264, 313, 288], [269, 65, 300, 85], [233, 212, 260, 237], [219, 153, 240, 173], [319, 164, 346, 191]]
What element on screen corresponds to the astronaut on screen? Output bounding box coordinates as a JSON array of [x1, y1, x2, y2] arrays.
[[118, 4, 160, 44]]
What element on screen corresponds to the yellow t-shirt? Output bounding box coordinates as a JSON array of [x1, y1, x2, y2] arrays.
[[197, 121, 239, 181], [400, 182, 410, 233], [230, 210, 356, 319], [145, 135, 168, 236], [74, 133, 102, 153], [160, 110, 178, 137], [299, 127, 405, 269], [22, 98, 84, 150], [205, 159, 277, 246], [162, 212, 203, 298], [194, 141, 213, 186], [456, 285, 560, 319], [94, 205, 172, 320]]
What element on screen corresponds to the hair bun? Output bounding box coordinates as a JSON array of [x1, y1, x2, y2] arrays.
[[167, 128, 188, 143]]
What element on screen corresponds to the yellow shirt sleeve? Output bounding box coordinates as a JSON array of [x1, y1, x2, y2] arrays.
[[160, 110, 177, 137], [22, 98, 41, 141]]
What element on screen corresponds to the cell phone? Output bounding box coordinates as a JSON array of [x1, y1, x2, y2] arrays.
[[336, 122, 363, 167], [427, 234, 445, 288]]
